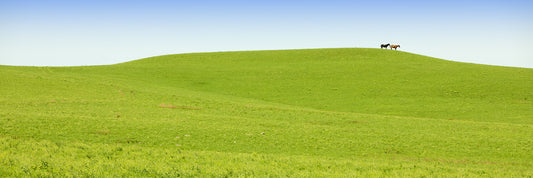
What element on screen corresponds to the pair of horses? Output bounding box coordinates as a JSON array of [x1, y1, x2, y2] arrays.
[[380, 43, 400, 50]]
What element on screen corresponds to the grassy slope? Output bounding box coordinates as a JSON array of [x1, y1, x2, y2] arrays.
[[114, 48, 533, 124], [1, 48, 532, 176]]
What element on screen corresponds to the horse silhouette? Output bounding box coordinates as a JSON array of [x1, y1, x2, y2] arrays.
[[380, 43, 390, 49]]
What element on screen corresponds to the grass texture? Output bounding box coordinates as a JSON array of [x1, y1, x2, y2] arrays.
[[1, 48, 532, 176]]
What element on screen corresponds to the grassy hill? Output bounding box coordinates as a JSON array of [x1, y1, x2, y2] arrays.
[[1, 48, 532, 176]]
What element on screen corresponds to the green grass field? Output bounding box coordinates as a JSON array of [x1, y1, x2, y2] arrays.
[[1, 48, 532, 176]]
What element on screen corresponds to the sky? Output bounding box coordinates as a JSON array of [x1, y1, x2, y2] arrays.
[[1, 0, 532, 68]]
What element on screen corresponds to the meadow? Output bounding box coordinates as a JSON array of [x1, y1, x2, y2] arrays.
[[1, 48, 532, 176]]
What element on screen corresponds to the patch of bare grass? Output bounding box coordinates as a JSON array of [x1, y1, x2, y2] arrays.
[[158, 103, 200, 110]]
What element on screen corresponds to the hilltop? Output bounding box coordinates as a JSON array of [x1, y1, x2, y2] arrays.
[[87, 48, 533, 123], [1, 48, 532, 176]]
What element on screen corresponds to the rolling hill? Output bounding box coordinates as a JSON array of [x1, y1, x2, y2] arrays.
[[1, 48, 532, 176]]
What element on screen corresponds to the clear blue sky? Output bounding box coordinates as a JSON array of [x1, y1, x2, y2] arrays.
[[1, 0, 532, 68]]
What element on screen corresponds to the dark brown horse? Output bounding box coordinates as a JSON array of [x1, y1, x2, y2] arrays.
[[380, 43, 390, 49], [390, 45, 400, 50]]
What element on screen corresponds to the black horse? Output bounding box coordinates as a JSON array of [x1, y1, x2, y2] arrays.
[[380, 43, 390, 49]]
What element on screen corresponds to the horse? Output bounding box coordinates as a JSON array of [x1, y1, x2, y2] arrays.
[[390, 45, 400, 50], [380, 43, 390, 49]]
